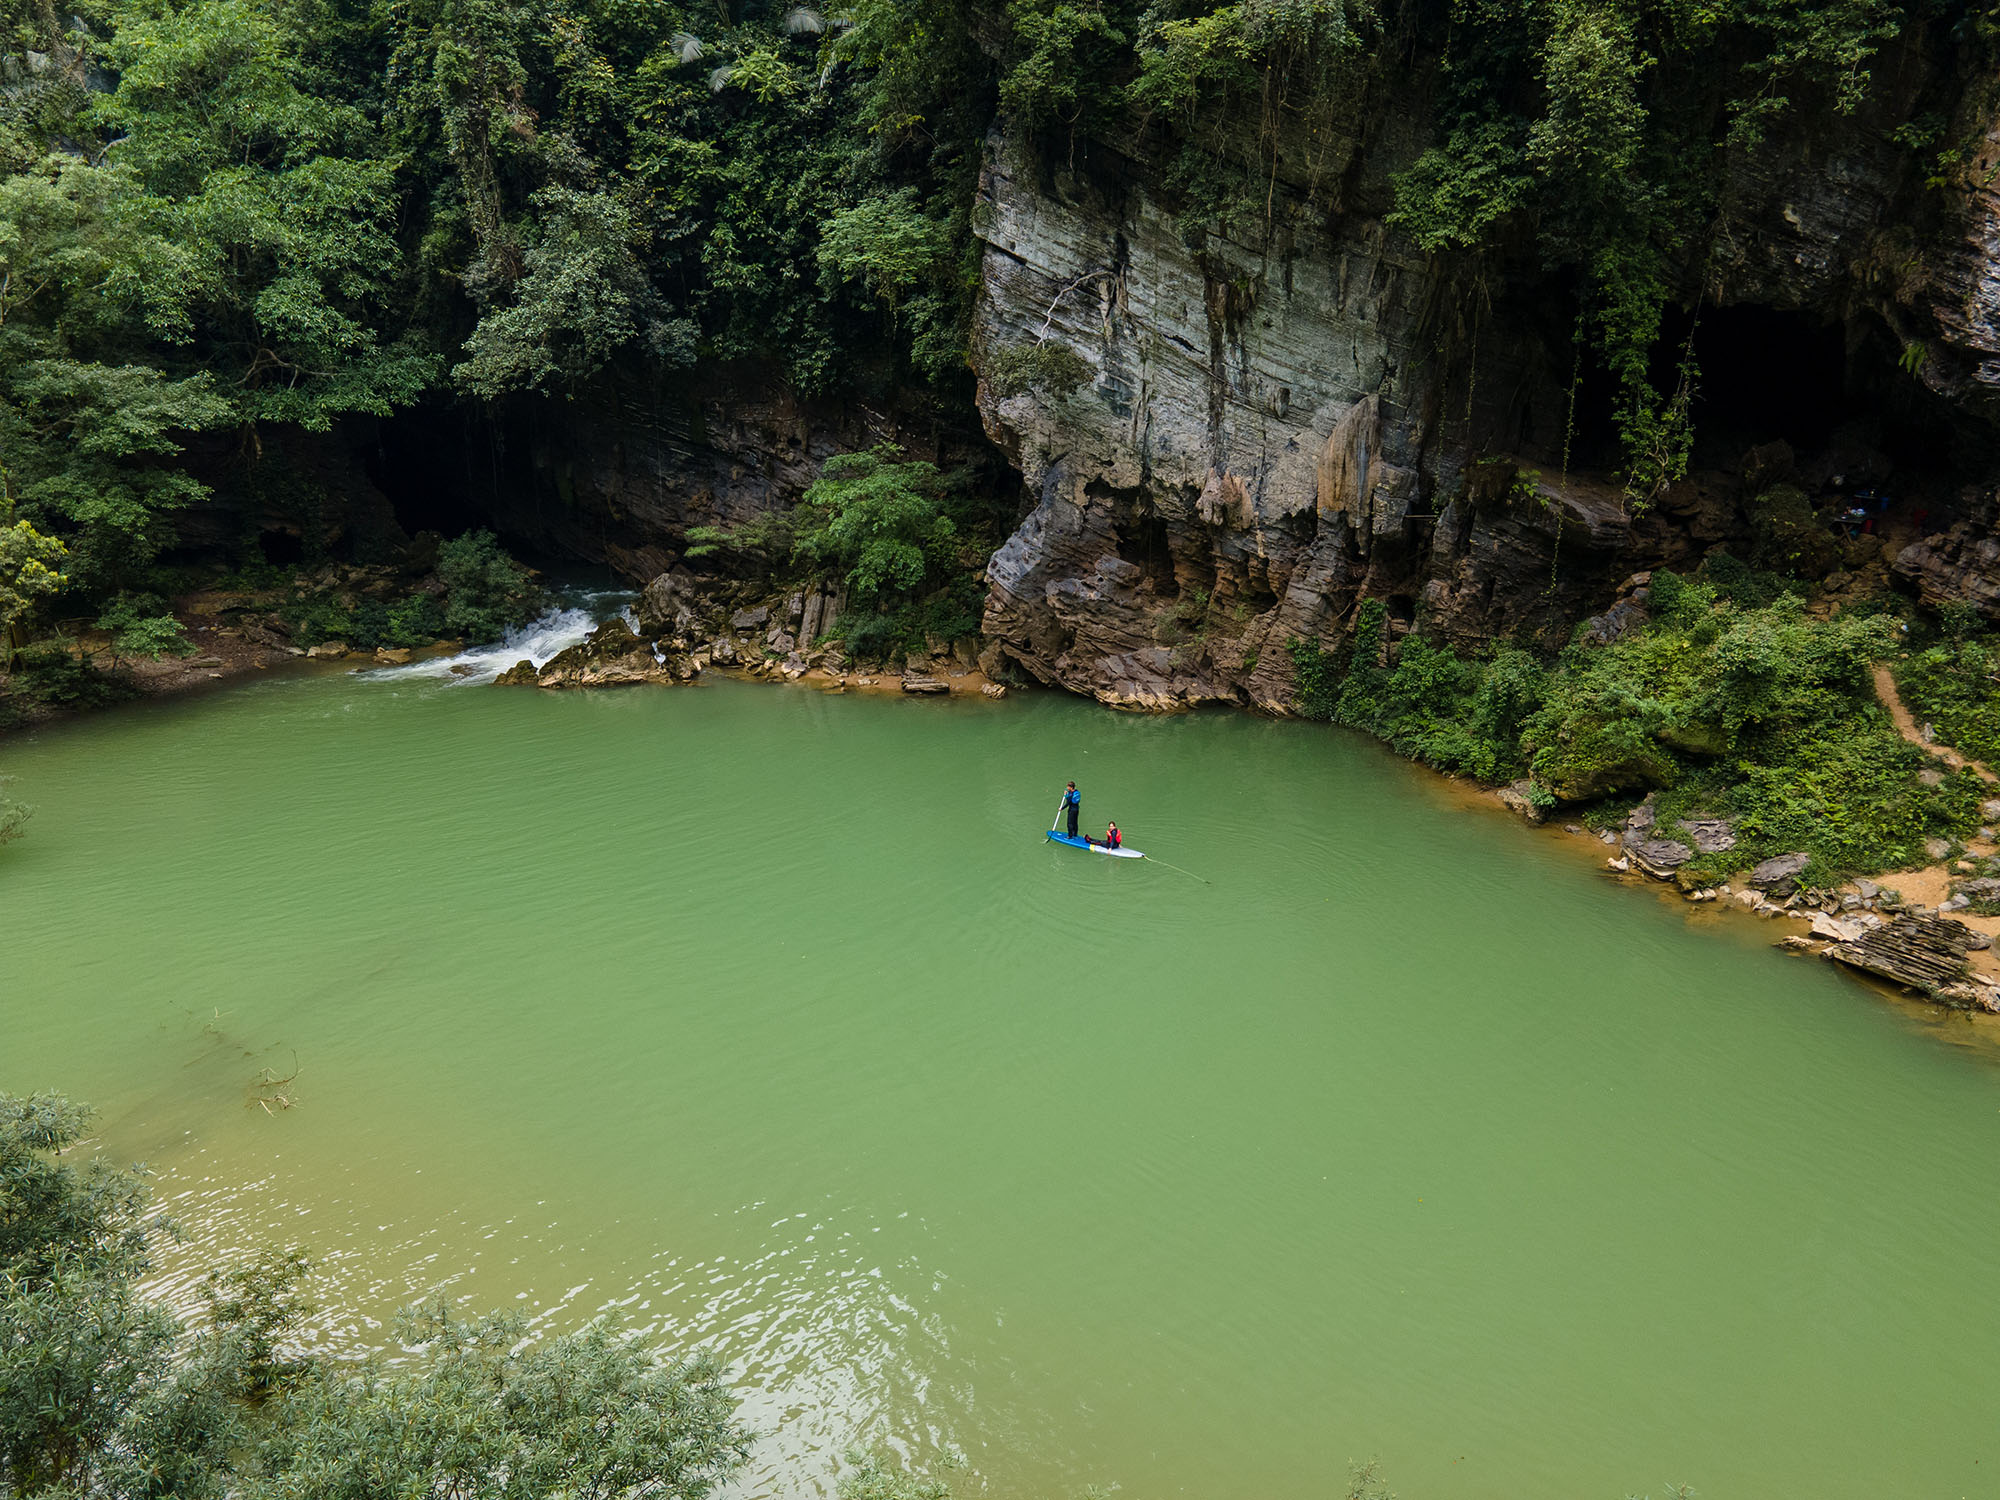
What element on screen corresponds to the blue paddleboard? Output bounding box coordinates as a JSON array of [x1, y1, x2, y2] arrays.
[[1047, 830, 1145, 858]]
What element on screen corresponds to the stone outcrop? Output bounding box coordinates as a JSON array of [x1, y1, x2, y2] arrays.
[[1825, 912, 1978, 998], [1747, 852, 1812, 894], [1891, 519, 2000, 620], [494, 619, 699, 690]]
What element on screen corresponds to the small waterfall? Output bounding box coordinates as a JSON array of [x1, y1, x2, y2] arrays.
[[369, 590, 631, 685]]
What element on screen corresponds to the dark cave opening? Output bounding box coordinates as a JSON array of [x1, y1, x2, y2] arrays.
[[1545, 299, 1970, 501], [1686, 304, 1852, 461], [366, 403, 511, 543], [1112, 502, 1179, 596]]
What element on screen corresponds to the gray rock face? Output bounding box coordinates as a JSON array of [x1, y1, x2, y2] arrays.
[[1892, 522, 2000, 621], [1748, 852, 1812, 893], [963, 45, 1971, 708], [1678, 817, 1737, 855], [1629, 839, 1695, 878], [969, 117, 1694, 708]]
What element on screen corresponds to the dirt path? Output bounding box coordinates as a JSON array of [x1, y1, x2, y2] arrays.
[[1871, 663, 1999, 784]]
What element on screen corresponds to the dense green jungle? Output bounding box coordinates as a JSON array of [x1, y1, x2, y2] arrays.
[[13, 1, 2000, 1496]]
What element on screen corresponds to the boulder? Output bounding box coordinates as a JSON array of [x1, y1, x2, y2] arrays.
[[306, 642, 348, 659], [494, 659, 539, 686], [1629, 839, 1694, 878], [981, 682, 1008, 698], [636, 570, 700, 636], [730, 605, 770, 632], [531, 618, 689, 689], [1678, 816, 1737, 854], [1748, 852, 1812, 894], [901, 674, 951, 695], [1496, 780, 1546, 824], [374, 646, 413, 664], [1826, 912, 1978, 995], [1925, 837, 1954, 862], [1581, 597, 1650, 645]]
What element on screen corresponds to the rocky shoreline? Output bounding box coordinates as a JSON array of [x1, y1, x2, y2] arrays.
[[1514, 789, 2000, 1017], [488, 569, 1010, 702]]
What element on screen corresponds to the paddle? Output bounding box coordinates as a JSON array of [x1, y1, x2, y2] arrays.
[[1051, 797, 1065, 834]]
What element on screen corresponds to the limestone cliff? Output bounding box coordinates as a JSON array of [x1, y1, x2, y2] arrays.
[[965, 35, 2000, 711]]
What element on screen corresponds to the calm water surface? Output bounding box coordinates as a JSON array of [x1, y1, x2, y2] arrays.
[[4, 645, 1999, 1500]]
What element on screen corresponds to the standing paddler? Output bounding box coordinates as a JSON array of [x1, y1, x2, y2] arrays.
[[1061, 781, 1081, 839]]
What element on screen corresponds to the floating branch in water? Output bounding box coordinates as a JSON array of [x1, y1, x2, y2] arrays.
[[249, 1052, 302, 1114]]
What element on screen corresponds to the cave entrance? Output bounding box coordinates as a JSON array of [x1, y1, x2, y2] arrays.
[[257, 527, 305, 566], [1109, 496, 1179, 596], [1534, 299, 1955, 485], [1685, 304, 1854, 463], [366, 401, 503, 541]]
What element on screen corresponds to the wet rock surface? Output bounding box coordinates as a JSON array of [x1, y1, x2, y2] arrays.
[[1824, 912, 1982, 1001]]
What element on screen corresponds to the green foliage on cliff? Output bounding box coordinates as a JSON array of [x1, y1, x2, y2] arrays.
[[1293, 568, 1981, 880], [0, 1089, 753, 1500], [1896, 635, 2000, 769], [1384, 0, 1922, 503]]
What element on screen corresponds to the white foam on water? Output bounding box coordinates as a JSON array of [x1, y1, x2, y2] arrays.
[[370, 590, 632, 686]]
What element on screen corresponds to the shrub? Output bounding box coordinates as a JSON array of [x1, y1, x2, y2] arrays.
[[1294, 573, 1970, 878], [1897, 637, 2000, 768], [8, 644, 135, 708], [436, 531, 540, 644], [95, 594, 195, 668]]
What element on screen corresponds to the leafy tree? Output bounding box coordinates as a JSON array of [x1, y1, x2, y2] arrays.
[[458, 182, 696, 398], [89, 0, 439, 429], [839, 1448, 953, 1500], [794, 445, 959, 603], [0, 501, 64, 663], [95, 593, 196, 670], [436, 528, 541, 641], [250, 1303, 748, 1500], [0, 1091, 753, 1500]]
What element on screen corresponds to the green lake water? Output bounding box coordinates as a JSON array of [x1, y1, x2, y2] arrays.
[[5, 637, 2000, 1500]]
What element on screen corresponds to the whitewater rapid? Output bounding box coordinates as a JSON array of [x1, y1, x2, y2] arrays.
[[369, 590, 632, 685]]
